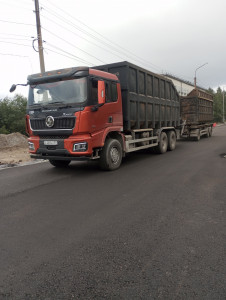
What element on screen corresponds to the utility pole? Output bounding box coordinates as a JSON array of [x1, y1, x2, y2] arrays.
[[223, 87, 225, 123], [34, 0, 45, 73]]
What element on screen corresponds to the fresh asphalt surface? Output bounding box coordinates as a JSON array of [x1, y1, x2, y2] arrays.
[[0, 126, 226, 300]]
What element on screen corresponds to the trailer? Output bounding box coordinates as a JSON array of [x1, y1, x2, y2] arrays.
[[180, 89, 214, 141]]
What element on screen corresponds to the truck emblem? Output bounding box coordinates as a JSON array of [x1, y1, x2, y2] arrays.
[[45, 116, 54, 128]]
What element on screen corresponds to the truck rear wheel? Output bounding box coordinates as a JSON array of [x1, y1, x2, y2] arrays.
[[167, 130, 176, 151], [155, 132, 168, 154], [99, 138, 122, 171], [49, 159, 71, 168]]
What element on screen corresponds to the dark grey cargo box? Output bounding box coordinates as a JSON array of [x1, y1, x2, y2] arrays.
[[94, 61, 180, 131], [180, 89, 213, 125]]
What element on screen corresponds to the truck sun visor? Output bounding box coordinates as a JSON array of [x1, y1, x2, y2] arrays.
[[27, 67, 89, 85]]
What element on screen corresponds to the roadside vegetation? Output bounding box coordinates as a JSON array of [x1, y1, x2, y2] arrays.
[[0, 94, 27, 135], [0, 89, 225, 135], [209, 87, 226, 123]]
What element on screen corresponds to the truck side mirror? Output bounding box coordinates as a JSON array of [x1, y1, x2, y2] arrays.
[[98, 81, 105, 105]]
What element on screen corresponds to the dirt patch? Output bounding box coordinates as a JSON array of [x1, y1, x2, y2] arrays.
[[0, 133, 33, 165]]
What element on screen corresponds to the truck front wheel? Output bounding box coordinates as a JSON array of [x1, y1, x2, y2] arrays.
[[99, 138, 122, 171], [49, 159, 71, 168]]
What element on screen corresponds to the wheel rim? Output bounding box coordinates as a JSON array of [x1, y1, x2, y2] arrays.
[[171, 133, 176, 147], [110, 147, 120, 165], [162, 135, 167, 151]]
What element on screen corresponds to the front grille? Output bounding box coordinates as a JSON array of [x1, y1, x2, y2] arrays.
[[30, 117, 75, 130], [39, 135, 69, 139]]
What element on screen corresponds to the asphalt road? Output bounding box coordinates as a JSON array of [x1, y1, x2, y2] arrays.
[[0, 126, 226, 300]]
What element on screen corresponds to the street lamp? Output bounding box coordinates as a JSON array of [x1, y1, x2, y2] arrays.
[[194, 63, 208, 89]]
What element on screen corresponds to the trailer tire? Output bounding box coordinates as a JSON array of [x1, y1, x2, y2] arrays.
[[208, 127, 212, 137], [167, 130, 176, 151], [155, 132, 168, 154], [49, 159, 71, 168], [195, 130, 201, 141], [99, 138, 122, 171]]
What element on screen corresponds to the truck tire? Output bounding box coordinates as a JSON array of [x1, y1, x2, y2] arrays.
[[99, 138, 122, 171], [167, 130, 176, 151], [155, 132, 168, 154], [49, 159, 71, 168]]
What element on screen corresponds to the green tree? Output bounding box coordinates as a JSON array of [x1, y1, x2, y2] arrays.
[[0, 94, 27, 135], [213, 87, 224, 123]]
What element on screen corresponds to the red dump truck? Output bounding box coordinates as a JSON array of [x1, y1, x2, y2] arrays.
[[11, 61, 181, 170]]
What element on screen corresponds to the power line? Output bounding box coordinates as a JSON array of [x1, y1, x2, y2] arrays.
[[0, 52, 29, 57], [0, 37, 31, 41], [46, 42, 94, 66], [41, 6, 132, 64], [0, 33, 32, 38], [0, 0, 33, 7], [40, 10, 127, 62], [0, 0, 33, 11], [0, 40, 31, 47], [45, 47, 94, 66], [0, 19, 35, 26], [42, 26, 106, 64], [43, 0, 163, 72]]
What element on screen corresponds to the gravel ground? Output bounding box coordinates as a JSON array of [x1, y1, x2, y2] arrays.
[[0, 133, 32, 167]]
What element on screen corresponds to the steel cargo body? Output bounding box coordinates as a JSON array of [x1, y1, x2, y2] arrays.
[[180, 89, 213, 125], [94, 62, 180, 131]]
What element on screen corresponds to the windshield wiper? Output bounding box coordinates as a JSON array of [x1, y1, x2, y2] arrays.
[[43, 102, 73, 109], [49, 101, 63, 104], [29, 103, 42, 108]]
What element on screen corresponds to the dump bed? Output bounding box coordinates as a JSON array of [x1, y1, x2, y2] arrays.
[[180, 89, 213, 125], [94, 61, 180, 131]]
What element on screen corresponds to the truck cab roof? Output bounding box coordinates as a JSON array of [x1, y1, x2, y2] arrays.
[[27, 66, 119, 85]]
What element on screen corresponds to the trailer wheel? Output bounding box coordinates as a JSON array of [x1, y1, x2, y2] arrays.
[[155, 132, 168, 154], [195, 130, 201, 141], [99, 138, 122, 171], [167, 130, 176, 151], [49, 159, 71, 168], [208, 127, 213, 137]]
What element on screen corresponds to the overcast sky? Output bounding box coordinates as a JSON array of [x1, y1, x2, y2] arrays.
[[0, 0, 225, 98]]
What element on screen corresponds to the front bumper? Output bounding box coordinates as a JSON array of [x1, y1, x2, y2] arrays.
[[30, 154, 91, 161], [28, 135, 96, 160]]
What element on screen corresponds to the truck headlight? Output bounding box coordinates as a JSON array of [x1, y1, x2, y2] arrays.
[[28, 142, 35, 151], [73, 142, 87, 152]]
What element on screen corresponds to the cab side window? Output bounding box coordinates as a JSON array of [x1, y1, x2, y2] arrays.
[[105, 81, 118, 103], [111, 82, 118, 102], [90, 79, 98, 104]]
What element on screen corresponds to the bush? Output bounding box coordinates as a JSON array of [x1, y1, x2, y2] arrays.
[[0, 94, 27, 135]]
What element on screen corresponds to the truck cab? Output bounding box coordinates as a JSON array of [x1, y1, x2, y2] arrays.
[[26, 67, 124, 169]]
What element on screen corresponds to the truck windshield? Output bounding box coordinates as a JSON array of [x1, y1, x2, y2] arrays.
[[28, 77, 87, 106]]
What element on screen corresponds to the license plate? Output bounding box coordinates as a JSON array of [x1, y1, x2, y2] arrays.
[[44, 141, 58, 146]]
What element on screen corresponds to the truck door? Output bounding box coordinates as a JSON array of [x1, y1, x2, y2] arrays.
[[90, 79, 122, 133]]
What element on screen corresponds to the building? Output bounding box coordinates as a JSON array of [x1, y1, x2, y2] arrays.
[[162, 73, 206, 97]]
